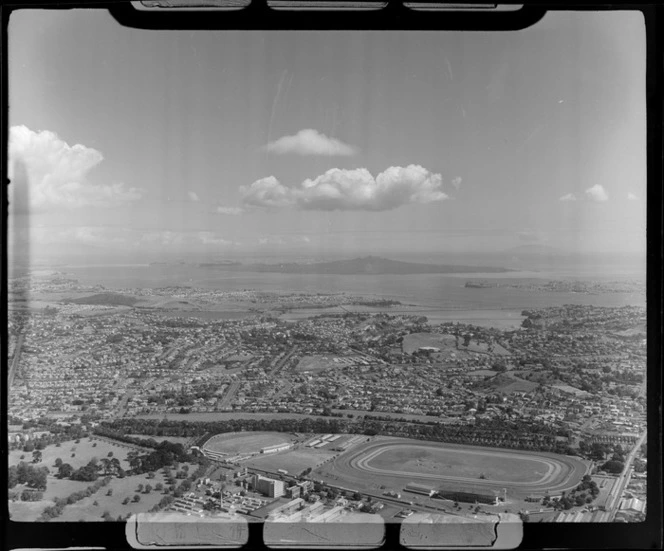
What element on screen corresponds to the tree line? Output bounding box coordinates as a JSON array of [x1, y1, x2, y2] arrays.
[[98, 415, 573, 455]]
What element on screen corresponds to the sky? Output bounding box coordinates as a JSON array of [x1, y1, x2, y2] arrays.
[[7, 9, 647, 261]]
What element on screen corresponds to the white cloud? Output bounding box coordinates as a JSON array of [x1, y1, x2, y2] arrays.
[[8, 125, 143, 210], [241, 165, 448, 212], [627, 192, 639, 201], [559, 193, 577, 202], [216, 206, 244, 215], [239, 176, 295, 208], [585, 184, 609, 202], [265, 129, 356, 156], [188, 191, 200, 202], [451, 176, 462, 190]]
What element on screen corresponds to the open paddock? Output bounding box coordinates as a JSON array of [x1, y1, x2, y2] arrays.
[[317, 437, 588, 498]]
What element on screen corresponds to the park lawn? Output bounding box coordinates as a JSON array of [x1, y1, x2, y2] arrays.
[[44, 469, 190, 522], [8, 500, 52, 521], [9, 437, 133, 473], [41, 476, 92, 501]]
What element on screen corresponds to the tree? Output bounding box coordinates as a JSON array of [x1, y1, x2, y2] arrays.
[[145, 484, 153, 494], [137, 483, 144, 493], [133, 494, 141, 503], [26, 467, 48, 490], [21, 490, 44, 502], [54, 458, 63, 468], [8, 466, 19, 489], [58, 463, 74, 479], [601, 460, 625, 475], [122, 497, 130, 505], [155, 482, 164, 492], [32, 450, 42, 464]]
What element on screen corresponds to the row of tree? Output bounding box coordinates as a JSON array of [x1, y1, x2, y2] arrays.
[[8, 462, 48, 491], [100, 414, 571, 455], [38, 477, 112, 521]]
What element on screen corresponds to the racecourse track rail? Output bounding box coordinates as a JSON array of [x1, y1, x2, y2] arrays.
[[326, 438, 589, 495]]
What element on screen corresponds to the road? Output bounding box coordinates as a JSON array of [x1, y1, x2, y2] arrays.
[[597, 430, 646, 522], [271, 346, 298, 375], [218, 381, 241, 410]]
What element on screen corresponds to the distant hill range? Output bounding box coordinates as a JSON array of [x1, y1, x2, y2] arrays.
[[230, 256, 511, 275], [64, 293, 139, 306]]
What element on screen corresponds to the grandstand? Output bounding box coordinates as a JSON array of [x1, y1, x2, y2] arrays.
[[261, 443, 292, 454], [437, 489, 500, 505]]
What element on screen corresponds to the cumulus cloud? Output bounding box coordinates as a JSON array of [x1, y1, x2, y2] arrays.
[[627, 192, 639, 201], [240, 176, 294, 208], [216, 206, 244, 215], [241, 165, 448, 212], [8, 125, 143, 210], [559, 193, 577, 202], [585, 184, 609, 202], [451, 176, 462, 190], [188, 191, 200, 202], [265, 129, 356, 156]]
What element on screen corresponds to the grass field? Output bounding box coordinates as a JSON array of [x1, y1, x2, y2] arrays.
[[204, 432, 292, 454], [8, 437, 133, 472], [295, 355, 344, 373], [52, 471, 169, 522], [364, 445, 546, 483], [476, 373, 539, 394]]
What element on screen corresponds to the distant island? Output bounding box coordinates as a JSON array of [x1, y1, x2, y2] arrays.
[[224, 256, 512, 275]]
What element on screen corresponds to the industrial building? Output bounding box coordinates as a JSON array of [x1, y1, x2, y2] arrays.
[[252, 474, 285, 498]]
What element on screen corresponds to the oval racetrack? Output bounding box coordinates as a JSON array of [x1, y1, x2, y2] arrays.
[[327, 439, 588, 495]]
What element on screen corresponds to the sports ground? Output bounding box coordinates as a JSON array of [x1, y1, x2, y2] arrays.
[[317, 437, 588, 497], [203, 432, 292, 455]]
